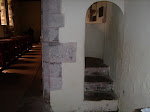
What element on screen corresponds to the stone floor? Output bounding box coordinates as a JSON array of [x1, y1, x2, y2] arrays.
[[0, 43, 52, 112], [16, 64, 52, 112]]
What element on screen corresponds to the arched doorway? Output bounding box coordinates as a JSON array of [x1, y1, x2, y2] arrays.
[[84, 1, 124, 110]]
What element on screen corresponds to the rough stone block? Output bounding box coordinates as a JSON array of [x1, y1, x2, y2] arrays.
[[42, 28, 59, 42], [50, 63, 62, 77], [43, 62, 62, 77], [50, 77, 62, 91], [43, 14, 64, 28], [42, 75, 50, 93], [43, 62, 62, 91], [42, 43, 49, 62], [42, 0, 61, 14], [48, 42, 77, 63], [43, 62, 50, 77]]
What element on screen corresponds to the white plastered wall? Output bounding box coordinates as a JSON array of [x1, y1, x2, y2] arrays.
[[85, 23, 104, 59], [50, 0, 124, 112], [103, 1, 124, 96], [118, 0, 150, 111]]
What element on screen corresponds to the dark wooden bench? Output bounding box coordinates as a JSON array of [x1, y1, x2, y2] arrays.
[[0, 35, 32, 69]]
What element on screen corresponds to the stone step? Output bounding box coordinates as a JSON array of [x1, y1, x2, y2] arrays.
[[85, 57, 109, 76], [84, 110, 118, 112], [85, 75, 113, 83], [84, 75, 113, 92], [85, 67, 110, 76], [83, 110, 118, 112], [84, 57, 118, 112], [85, 57, 104, 68], [82, 101, 118, 112], [85, 82, 113, 92], [83, 92, 118, 111], [84, 91, 117, 101]]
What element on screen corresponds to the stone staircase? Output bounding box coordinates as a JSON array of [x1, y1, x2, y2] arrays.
[[84, 57, 118, 112]]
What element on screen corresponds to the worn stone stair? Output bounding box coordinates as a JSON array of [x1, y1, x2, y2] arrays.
[[85, 75, 113, 92], [84, 57, 118, 112]]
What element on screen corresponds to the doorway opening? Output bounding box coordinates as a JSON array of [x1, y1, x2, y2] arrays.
[[84, 1, 124, 103]]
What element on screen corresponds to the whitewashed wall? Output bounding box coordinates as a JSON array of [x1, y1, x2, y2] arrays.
[[103, 1, 124, 92], [119, 0, 150, 111], [85, 23, 104, 59]]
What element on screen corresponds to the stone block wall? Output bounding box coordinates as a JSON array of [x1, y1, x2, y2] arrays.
[[41, 0, 77, 104]]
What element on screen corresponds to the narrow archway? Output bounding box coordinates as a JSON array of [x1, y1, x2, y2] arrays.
[[84, 1, 124, 111]]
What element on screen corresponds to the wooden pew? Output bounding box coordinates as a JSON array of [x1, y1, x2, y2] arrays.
[[0, 35, 32, 69], [0, 40, 10, 67]]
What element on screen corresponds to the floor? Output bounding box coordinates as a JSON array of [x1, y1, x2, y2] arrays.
[[0, 43, 51, 112]]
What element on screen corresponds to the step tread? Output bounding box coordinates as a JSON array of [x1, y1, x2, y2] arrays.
[[85, 57, 108, 68], [85, 82, 113, 92], [84, 91, 117, 101], [85, 71, 109, 76], [85, 67, 110, 76], [85, 75, 113, 83], [86, 63, 108, 68]]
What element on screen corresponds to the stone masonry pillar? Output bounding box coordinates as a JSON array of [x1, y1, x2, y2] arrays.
[[42, 0, 77, 110], [42, 0, 63, 102]]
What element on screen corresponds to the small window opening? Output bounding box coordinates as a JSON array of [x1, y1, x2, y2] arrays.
[[99, 6, 104, 17], [1, 0, 7, 25]]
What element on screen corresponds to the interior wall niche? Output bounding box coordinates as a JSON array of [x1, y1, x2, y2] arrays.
[[99, 6, 104, 17]]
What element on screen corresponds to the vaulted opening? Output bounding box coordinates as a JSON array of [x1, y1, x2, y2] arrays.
[[84, 1, 124, 106]]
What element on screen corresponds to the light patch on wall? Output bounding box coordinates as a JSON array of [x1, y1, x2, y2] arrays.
[[8, 0, 14, 27], [0, 0, 7, 25]]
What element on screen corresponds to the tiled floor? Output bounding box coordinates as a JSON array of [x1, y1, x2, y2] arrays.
[[0, 43, 46, 112]]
